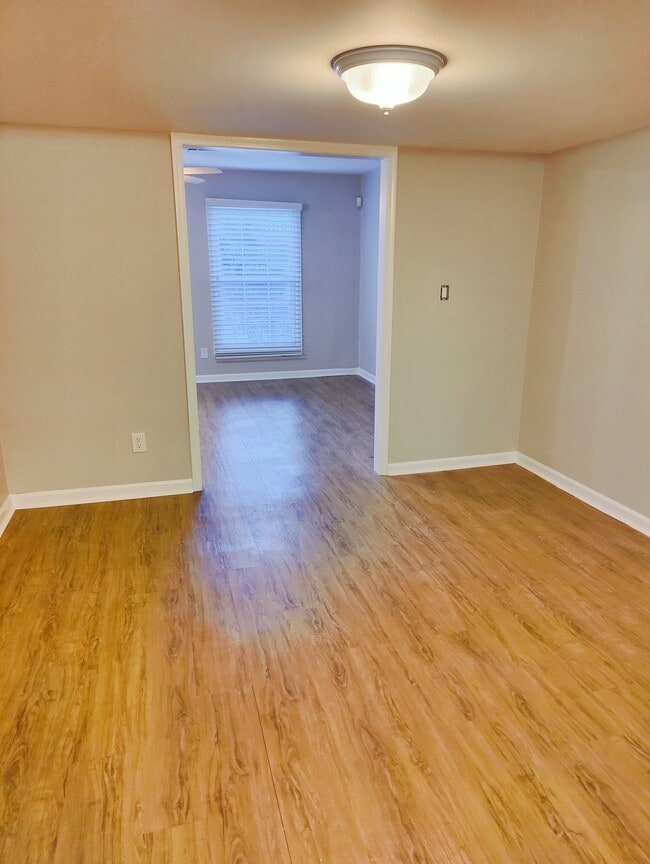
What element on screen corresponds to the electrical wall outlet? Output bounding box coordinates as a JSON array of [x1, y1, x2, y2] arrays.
[[200, 347, 209, 359], [131, 432, 147, 453]]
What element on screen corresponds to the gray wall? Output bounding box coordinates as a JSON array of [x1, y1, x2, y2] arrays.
[[186, 170, 362, 375], [358, 168, 381, 376]]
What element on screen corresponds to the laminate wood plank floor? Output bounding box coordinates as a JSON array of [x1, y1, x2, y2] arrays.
[[1, 376, 649, 863]]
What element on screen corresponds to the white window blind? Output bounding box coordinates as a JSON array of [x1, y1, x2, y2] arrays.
[[206, 198, 303, 359]]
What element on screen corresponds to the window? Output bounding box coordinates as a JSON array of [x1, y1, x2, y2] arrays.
[[206, 198, 303, 358]]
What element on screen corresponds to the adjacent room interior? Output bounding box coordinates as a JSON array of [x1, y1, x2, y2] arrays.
[[0, 2, 648, 861], [180, 144, 386, 526], [181, 145, 383, 489]]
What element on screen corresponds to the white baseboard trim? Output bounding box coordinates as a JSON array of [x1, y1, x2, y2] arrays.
[[5, 450, 645, 539], [516, 454, 650, 537], [0, 495, 16, 539], [356, 368, 376, 385], [11, 478, 194, 510], [386, 450, 649, 536], [197, 367, 377, 384], [387, 451, 517, 476], [197, 367, 359, 383]]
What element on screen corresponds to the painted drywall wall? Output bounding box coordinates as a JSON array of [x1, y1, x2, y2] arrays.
[[186, 170, 362, 375], [0, 442, 8, 508], [358, 167, 380, 377], [0, 126, 191, 493], [388, 149, 544, 464], [520, 128, 650, 517]]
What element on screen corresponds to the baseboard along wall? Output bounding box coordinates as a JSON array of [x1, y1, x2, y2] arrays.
[[196, 367, 376, 384], [387, 452, 517, 477], [0, 495, 16, 539], [387, 451, 649, 537], [5, 478, 193, 514], [515, 454, 649, 537], [1, 452, 646, 540], [356, 368, 376, 384]]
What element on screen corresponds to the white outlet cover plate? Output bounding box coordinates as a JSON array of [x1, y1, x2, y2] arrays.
[[131, 432, 147, 452]]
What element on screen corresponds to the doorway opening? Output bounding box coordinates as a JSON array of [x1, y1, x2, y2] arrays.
[[170, 135, 397, 491]]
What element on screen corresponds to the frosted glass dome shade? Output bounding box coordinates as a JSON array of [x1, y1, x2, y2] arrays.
[[331, 46, 446, 112], [342, 62, 434, 110]]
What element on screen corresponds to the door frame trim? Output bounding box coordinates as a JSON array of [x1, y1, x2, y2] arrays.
[[170, 132, 398, 490]]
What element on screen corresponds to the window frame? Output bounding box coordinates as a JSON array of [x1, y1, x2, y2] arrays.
[[205, 197, 304, 361]]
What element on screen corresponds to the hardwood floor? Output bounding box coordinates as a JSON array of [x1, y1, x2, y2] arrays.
[[1, 375, 649, 863]]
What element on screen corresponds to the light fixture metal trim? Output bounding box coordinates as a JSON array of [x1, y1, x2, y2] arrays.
[[331, 45, 447, 113], [331, 45, 446, 77]]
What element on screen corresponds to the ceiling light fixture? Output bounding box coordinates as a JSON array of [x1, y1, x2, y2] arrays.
[[331, 45, 446, 115]]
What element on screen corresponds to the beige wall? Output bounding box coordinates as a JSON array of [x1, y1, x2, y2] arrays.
[[520, 128, 650, 517], [388, 149, 544, 463], [0, 442, 8, 507], [2, 123, 646, 517], [0, 126, 191, 493]]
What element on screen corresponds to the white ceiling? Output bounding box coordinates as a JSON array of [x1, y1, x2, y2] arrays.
[[184, 147, 380, 175], [1, 0, 649, 153]]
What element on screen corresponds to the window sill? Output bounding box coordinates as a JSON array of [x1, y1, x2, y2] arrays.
[[214, 353, 305, 362]]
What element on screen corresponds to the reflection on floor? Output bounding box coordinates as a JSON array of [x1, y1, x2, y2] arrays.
[[0, 375, 648, 862]]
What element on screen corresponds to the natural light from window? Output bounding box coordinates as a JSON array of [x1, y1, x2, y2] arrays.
[[206, 199, 303, 359]]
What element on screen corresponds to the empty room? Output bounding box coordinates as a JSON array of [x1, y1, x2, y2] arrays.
[[0, 2, 649, 862], [182, 145, 383, 515]]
